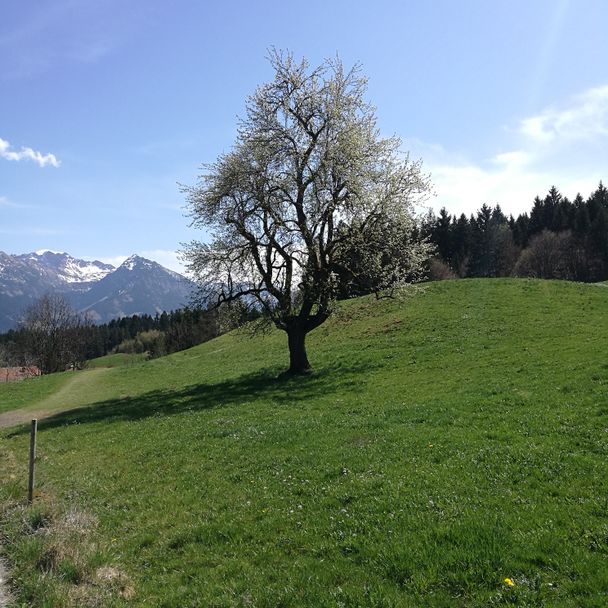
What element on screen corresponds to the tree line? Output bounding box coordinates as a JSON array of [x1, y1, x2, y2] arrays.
[[422, 183, 608, 282], [0, 295, 254, 374]]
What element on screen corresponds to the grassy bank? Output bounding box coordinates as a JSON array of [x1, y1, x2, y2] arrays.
[[1, 279, 607, 606]]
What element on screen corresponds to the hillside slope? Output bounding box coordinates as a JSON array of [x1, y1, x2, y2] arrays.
[[1, 279, 607, 607]]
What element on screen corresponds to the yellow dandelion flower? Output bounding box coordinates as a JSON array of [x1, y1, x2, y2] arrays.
[[504, 577, 515, 587]]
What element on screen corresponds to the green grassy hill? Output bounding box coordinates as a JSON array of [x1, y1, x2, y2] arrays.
[[1, 279, 607, 607]]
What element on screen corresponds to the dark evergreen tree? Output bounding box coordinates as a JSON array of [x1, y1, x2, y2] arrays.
[[528, 196, 546, 237], [543, 186, 561, 231], [451, 214, 473, 276], [552, 197, 573, 232], [589, 208, 608, 280], [574, 196, 591, 236], [433, 208, 453, 265], [589, 181, 608, 211], [470, 205, 497, 277], [512, 213, 530, 247]]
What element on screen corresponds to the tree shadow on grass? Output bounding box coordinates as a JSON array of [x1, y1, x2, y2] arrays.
[[7, 360, 378, 437]]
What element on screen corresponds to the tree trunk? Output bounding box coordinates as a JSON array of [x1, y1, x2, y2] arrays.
[[286, 325, 312, 374]]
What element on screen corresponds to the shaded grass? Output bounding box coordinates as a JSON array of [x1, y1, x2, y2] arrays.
[[8, 360, 377, 433], [1, 279, 608, 606]]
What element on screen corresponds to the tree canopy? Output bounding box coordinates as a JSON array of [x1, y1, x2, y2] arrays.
[[183, 51, 432, 373], [18, 294, 91, 374]]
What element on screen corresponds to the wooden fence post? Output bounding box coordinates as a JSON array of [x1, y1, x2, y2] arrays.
[[28, 419, 37, 504]]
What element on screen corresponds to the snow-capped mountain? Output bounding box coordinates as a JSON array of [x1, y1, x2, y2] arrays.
[[0, 251, 195, 331], [72, 255, 195, 323], [28, 250, 114, 284]]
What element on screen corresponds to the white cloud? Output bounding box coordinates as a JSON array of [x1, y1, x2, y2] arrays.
[[519, 85, 608, 145], [420, 84, 608, 217], [430, 160, 598, 218], [96, 255, 128, 268], [0, 137, 60, 167]]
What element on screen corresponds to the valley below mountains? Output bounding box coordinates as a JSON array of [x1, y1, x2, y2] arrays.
[[0, 250, 195, 331]]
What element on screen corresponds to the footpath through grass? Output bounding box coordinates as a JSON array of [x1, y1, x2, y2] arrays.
[[1, 279, 607, 607], [0, 373, 70, 416], [0, 368, 112, 428], [0, 352, 147, 418]]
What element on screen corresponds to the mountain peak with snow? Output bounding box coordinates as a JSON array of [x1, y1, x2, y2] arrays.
[[119, 254, 154, 271], [0, 250, 195, 331], [26, 251, 115, 283]]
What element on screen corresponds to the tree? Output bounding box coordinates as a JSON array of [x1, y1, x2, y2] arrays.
[[589, 207, 608, 279], [469, 204, 506, 277], [528, 196, 546, 236], [20, 294, 91, 374], [433, 208, 452, 265], [0, 343, 10, 367], [513, 230, 574, 279], [333, 212, 431, 298], [573, 194, 590, 235], [543, 186, 561, 230], [512, 213, 530, 247], [451, 213, 473, 276], [183, 51, 432, 374]]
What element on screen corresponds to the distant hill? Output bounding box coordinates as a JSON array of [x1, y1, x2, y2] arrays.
[[0, 251, 195, 330]]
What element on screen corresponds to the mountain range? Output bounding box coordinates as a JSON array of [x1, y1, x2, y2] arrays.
[[0, 251, 195, 332]]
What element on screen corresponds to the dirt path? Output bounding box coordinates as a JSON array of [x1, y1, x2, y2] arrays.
[[0, 367, 111, 429]]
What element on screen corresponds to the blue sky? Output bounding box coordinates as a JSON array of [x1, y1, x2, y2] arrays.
[[1, 0, 607, 272]]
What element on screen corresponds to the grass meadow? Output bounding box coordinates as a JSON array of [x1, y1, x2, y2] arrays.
[[1, 279, 607, 607]]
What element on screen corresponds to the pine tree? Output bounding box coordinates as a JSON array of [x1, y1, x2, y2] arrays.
[[552, 197, 573, 232], [543, 186, 562, 230], [589, 208, 608, 279], [434, 208, 453, 265], [451, 214, 472, 276], [528, 196, 545, 236], [574, 200, 591, 236], [512, 213, 530, 247]]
